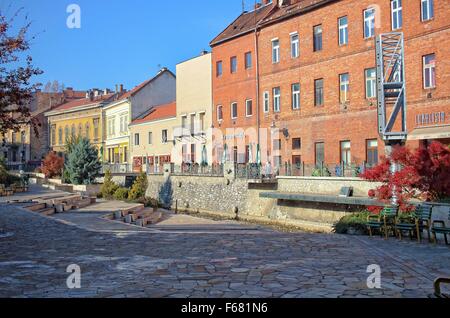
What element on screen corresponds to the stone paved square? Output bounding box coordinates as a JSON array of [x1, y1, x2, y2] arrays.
[[0, 187, 449, 299]]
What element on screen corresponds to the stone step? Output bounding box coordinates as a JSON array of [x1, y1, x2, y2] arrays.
[[120, 204, 145, 217], [37, 207, 56, 216], [125, 208, 155, 224], [73, 198, 92, 209], [25, 203, 48, 212], [135, 211, 163, 227]]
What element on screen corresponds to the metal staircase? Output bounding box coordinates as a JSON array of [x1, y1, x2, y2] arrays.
[[376, 32, 407, 144]]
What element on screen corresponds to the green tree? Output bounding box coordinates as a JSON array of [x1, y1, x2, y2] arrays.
[[65, 138, 101, 185], [100, 169, 119, 199], [128, 172, 148, 201]]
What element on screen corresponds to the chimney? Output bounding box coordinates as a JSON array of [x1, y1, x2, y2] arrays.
[[120, 84, 124, 93], [115, 84, 119, 93], [255, 2, 262, 9], [200, 50, 209, 56], [86, 90, 90, 99]]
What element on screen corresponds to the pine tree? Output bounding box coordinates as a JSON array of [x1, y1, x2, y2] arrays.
[[128, 172, 148, 201], [65, 138, 101, 185]]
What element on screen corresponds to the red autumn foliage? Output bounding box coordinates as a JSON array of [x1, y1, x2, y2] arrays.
[[41, 152, 64, 179], [361, 142, 450, 213]]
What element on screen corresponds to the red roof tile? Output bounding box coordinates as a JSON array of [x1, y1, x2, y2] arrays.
[[262, 0, 336, 25], [210, 4, 274, 46], [49, 93, 115, 113], [131, 102, 176, 125]]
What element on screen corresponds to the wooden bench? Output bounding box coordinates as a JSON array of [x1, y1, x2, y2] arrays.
[[432, 208, 450, 245], [367, 206, 398, 239]]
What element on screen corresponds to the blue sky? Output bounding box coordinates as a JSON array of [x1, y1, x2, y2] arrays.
[[2, 0, 252, 90]]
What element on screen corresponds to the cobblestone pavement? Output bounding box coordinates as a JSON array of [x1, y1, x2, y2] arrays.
[[0, 202, 449, 298]]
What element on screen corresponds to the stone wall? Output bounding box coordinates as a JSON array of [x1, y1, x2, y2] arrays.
[[277, 177, 381, 197]]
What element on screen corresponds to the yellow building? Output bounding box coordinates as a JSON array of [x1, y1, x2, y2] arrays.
[[45, 90, 116, 158]]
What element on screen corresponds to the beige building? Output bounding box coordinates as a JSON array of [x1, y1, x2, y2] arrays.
[[129, 102, 177, 173], [173, 52, 213, 165]]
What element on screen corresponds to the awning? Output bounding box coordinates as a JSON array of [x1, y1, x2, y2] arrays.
[[408, 125, 450, 141]]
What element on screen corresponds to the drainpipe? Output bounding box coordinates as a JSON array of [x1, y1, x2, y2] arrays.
[[255, 28, 261, 150]]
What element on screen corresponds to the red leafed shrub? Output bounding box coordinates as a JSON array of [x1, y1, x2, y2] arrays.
[[361, 141, 450, 213], [41, 152, 64, 179]]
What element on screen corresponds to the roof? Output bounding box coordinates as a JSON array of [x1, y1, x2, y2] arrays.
[[210, 0, 336, 46], [48, 93, 115, 114], [210, 4, 274, 46], [261, 0, 337, 26], [131, 102, 176, 125], [114, 68, 176, 103]]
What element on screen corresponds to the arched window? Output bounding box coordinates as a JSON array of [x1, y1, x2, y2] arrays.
[[78, 124, 83, 137], [85, 123, 90, 139], [58, 127, 63, 145]]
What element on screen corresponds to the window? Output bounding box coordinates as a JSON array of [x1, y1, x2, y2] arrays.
[[272, 39, 280, 63], [181, 115, 187, 130], [123, 146, 128, 163], [263, 91, 270, 113], [273, 87, 281, 112], [391, 0, 402, 30], [245, 52, 252, 69], [148, 132, 153, 145], [134, 133, 140, 146], [230, 56, 237, 73], [421, 0, 434, 21], [292, 83, 300, 110], [190, 114, 196, 135], [339, 73, 350, 103], [216, 61, 223, 77], [314, 79, 324, 106], [119, 114, 128, 133], [58, 127, 63, 145], [366, 139, 379, 166], [78, 124, 82, 137], [273, 139, 281, 151], [191, 144, 196, 163], [423, 54, 436, 89], [313, 25, 322, 52], [315, 142, 324, 166], [51, 126, 56, 146], [85, 123, 90, 138], [365, 68, 377, 98], [199, 113, 205, 131], [292, 138, 301, 150], [338, 16, 348, 46], [231, 102, 238, 119], [246, 99, 253, 117], [162, 130, 168, 143], [11, 132, 16, 143], [274, 156, 282, 168], [21, 131, 25, 143], [71, 124, 76, 137], [64, 126, 69, 142], [340, 141, 351, 166], [290, 33, 299, 58], [364, 8, 375, 38], [217, 105, 223, 121], [93, 119, 99, 140]]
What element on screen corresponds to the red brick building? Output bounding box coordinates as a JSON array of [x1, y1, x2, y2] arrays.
[[211, 0, 450, 170]]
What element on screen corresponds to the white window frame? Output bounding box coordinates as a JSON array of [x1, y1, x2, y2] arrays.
[[134, 133, 140, 146], [263, 91, 270, 113], [365, 68, 377, 99], [391, 0, 403, 30], [273, 87, 281, 113], [340, 73, 350, 103], [272, 38, 280, 64], [364, 8, 375, 39], [338, 16, 348, 46], [162, 130, 168, 144], [245, 99, 253, 117], [292, 83, 300, 110], [148, 131, 153, 145], [290, 32, 299, 58], [423, 54, 436, 89], [230, 56, 237, 73], [231, 102, 238, 119], [421, 0, 434, 22]]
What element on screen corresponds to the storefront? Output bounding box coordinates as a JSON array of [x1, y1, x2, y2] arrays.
[[408, 111, 450, 148]]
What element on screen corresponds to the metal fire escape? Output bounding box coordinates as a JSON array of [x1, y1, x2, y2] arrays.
[[376, 32, 408, 145]]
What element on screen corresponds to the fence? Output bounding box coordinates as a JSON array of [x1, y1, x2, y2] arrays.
[[171, 163, 224, 177], [101, 163, 133, 174], [6, 162, 41, 173]]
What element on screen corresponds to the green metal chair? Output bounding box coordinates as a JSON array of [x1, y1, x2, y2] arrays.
[[395, 205, 433, 243], [367, 206, 398, 239], [432, 208, 450, 245]]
